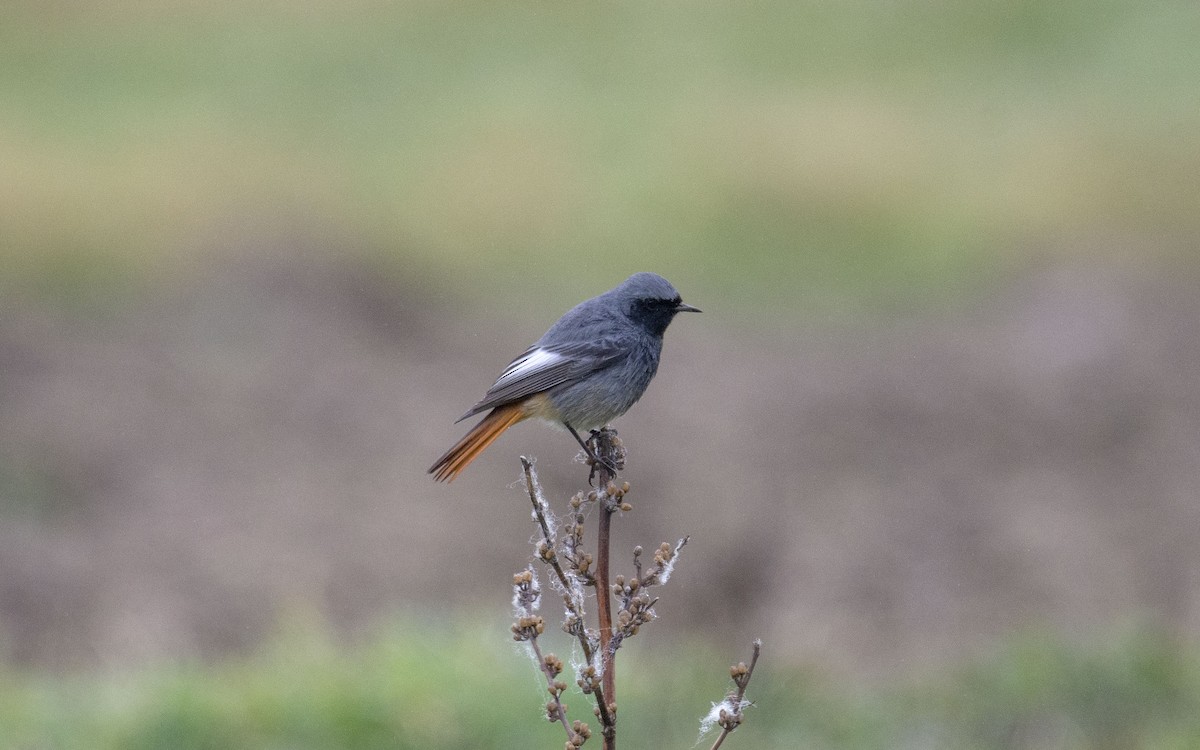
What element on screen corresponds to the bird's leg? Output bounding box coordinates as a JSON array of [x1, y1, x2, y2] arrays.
[[566, 424, 619, 483]]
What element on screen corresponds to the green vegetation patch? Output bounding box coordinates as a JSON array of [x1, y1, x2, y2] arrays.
[[1, 619, 1198, 749]]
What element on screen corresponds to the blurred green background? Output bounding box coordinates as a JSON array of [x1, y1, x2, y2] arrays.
[[2, 1, 1200, 747]]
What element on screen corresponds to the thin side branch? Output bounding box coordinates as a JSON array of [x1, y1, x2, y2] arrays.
[[707, 640, 762, 750], [521, 456, 616, 736], [529, 638, 573, 738], [522, 458, 579, 598]]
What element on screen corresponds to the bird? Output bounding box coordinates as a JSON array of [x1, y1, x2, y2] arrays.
[[429, 272, 700, 482]]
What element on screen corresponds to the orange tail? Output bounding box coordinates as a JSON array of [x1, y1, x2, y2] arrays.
[[429, 403, 526, 482]]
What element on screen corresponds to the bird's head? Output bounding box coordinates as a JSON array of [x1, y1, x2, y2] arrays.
[[617, 272, 701, 336]]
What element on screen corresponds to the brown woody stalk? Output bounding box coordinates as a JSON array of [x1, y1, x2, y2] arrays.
[[585, 428, 625, 749], [592, 445, 617, 713]]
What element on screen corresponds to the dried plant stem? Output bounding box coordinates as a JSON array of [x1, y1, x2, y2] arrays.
[[517, 436, 759, 750], [707, 640, 762, 750], [595, 485, 615, 702], [709, 727, 732, 749], [589, 430, 621, 750], [528, 636, 573, 738], [521, 458, 575, 596], [733, 640, 761, 707], [520, 456, 616, 739]]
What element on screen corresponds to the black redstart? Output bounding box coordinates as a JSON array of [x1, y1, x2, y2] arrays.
[[429, 272, 700, 482]]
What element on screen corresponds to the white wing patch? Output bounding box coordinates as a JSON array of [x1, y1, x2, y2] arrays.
[[495, 348, 564, 387]]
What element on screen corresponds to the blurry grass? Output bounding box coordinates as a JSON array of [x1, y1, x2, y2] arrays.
[[1, 1, 1198, 317], [1, 618, 1198, 749]]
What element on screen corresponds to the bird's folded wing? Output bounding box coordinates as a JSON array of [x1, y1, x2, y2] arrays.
[[456, 340, 626, 422]]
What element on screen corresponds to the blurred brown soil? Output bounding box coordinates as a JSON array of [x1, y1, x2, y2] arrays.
[[1, 254, 1198, 676]]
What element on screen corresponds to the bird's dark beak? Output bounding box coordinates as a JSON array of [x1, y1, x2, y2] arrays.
[[675, 302, 702, 313]]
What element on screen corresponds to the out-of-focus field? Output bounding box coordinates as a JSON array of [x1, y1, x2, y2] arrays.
[[3, 621, 1200, 749], [3, 1, 1197, 314], [2, 1, 1200, 747]]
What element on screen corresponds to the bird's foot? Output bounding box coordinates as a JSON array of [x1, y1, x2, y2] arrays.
[[584, 427, 624, 486], [566, 424, 625, 485]]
